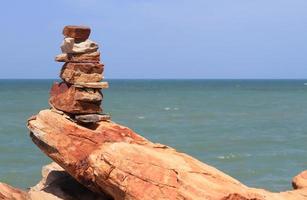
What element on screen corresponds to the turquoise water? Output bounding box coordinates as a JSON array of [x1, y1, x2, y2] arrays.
[[0, 79, 306, 192]]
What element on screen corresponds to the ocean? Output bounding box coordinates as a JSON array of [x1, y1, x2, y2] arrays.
[[0, 79, 306, 192]]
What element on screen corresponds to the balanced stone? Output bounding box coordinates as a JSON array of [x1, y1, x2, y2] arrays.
[[75, 88, 103, 102], [61, 38, 98, 54], [49, 82, 102, 114], [74, 82, 109, 89], [60, 62, 104, 84], [62, 62, 104, 74], [63, 25, 91, 41], [74, 114, 111, 123], [55, 52, 100, 63]]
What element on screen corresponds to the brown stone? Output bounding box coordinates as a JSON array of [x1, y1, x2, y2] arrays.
[[63, 25, 91, 41], [74, 82, 109, 89], [62, 62, 104, 74], [55, 52, 100, 63], [27, 109, 307, 200], [60, 62, 104, 84], [75, 113, 111, 123], [75, 88, 103, 102], [61, 70, 103, 84], [49, 82, 102, 114]]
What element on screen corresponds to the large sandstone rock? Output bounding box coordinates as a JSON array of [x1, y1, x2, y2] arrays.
[[63, 25, 91, 41], [49, 82, 102, 114], [27, 109, 307, 200], [60, 62, 104, 84], [61, 38, 98, 54], [55, 52, 100, 63]]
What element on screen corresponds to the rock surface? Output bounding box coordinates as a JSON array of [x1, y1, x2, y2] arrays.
[[55, 52, 100, 63], [49, 82, 102, 114], [0, 162, 110, 200], [0, 183, 27, 200], [63, 25, 91, 41], [292, 170, 307, 189], [27, 109, 307, 200], [61, 38, 98, 54]]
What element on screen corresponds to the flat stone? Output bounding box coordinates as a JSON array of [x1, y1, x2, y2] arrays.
[[61, 38, 98, 54], [74, 82, 109, 89], [62, 62, 104, 74], [49, 82, 102, 114], [63, 25, 91, 41], [75, 114, 111, 123], [61, 70, 103, 84], [75, 88, 103, 102], [60, 62, 104, 84], [55, 52, 100, 63]]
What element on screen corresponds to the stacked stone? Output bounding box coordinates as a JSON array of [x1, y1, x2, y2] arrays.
[[49, 25, 110, 124]]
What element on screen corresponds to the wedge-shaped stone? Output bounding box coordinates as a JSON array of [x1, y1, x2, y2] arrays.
[[60, 62, 104, 84], [74, 82, 109, 89], [49, 82, 102, 114], [61, 38, 98, 54], [63, 25, 91, 41], [75, 113, 111, 123], [55, 52, 100, 63]]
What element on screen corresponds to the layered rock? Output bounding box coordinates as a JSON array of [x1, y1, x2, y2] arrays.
[[26, 109, 307, 200]]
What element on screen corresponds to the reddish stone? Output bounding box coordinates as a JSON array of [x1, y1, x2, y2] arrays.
[[63, 25, 91, 41], [60, 62, 104, 84], [62, 62, 104, 74], [49, 82, 102, 114], [55, 52, 100, 63]]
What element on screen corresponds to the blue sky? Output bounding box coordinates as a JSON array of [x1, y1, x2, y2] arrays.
[[0, 0, 306, 79]]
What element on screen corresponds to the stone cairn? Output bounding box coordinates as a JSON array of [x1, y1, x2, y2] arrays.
[[49, 25, 110, 124]]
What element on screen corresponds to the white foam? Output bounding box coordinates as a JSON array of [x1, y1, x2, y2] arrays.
[[164, 107, 171, 111]]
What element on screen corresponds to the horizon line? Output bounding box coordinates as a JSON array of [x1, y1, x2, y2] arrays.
[[1, 78, 307, 80]]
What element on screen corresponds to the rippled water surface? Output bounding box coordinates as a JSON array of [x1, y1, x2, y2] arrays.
[[0, 79, 306, 191]]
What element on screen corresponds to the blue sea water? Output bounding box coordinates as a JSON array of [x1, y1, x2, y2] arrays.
[[0, 79, 306, 192]]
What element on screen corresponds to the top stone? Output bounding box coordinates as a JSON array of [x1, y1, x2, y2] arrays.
[[63, 25, 91, 41]]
